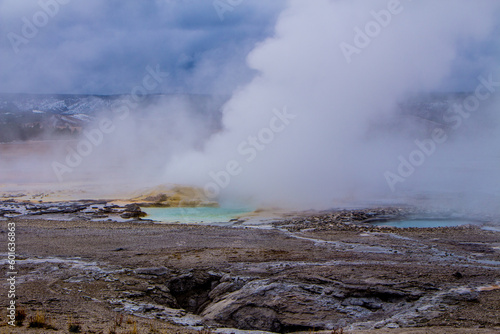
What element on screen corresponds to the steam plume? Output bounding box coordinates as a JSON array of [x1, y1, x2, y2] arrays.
[[164, 0, 500, 212]]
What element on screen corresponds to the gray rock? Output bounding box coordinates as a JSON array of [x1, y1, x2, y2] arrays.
[[208, 281, 235, 300], [202, 279, 373, 332], [442, 289, 479, 304], [342, 297, 383, 310], [386, 322, 400, 328], [134, 267, 170, 276]]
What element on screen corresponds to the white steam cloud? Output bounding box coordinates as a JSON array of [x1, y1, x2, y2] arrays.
[[2, 0, 499, 214], [164, 0, 500, 212]]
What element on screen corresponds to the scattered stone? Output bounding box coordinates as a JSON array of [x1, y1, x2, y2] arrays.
[[134, 267, 170, 276], [121, 204, 147, 219], [386, 322, 400, 328]]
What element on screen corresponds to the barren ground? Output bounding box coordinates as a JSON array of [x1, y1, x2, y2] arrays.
[[0, 208, 499, 333]]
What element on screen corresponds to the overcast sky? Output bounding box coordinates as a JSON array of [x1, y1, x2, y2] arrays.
[[0, 0, 498, 95], [0, 0, 285, 95]]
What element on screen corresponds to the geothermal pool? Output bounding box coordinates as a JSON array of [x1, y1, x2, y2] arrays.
[[141, 207, 251, 224], [373, 219, 481, 228]]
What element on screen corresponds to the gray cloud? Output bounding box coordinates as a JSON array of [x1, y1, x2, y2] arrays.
[[0, 0, 285, 94]]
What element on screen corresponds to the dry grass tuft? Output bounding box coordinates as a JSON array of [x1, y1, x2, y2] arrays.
[[129, 321, 138, 334], [14, 308, 26, 326], [28, 311, 57, 330]]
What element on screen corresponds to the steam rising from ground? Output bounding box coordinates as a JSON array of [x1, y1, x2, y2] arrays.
[[164, 0, 500, 212], [0, 95, 224, 197], [2, 0, 499, 214]]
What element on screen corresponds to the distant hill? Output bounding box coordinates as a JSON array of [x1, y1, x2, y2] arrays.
[[0, 92, 474, 143], [0, 93, 227, 142], [0, 93, 119, 116]]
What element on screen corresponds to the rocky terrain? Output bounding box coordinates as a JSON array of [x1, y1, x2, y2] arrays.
[[0, 202, 499, 333], [0, 199, 147, 221]]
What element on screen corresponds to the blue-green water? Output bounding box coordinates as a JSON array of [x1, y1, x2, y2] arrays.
[[142, 207, 251, 224], [373, 219, 479, 228]]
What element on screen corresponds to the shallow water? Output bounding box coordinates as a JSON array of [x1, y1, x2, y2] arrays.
[[142, 207, 251, 224], [373, 219, 480, 228]]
